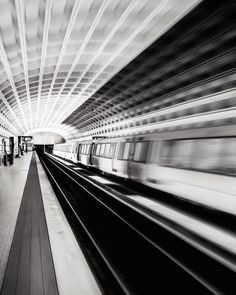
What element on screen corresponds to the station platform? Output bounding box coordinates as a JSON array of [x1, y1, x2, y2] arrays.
[[0, 152, 101, 295]]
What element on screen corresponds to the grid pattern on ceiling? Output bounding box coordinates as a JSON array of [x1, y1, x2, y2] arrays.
[[0, 0, 200, 137], [64, 0, 236, 138]]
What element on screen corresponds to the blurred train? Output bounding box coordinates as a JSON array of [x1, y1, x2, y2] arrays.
[[53, 126, 236, 213]]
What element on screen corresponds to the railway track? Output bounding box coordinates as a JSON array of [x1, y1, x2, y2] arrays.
[[39, 152, 236, 295]]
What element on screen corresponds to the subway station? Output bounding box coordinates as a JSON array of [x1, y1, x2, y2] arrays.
[[0, 0, 235, 294]]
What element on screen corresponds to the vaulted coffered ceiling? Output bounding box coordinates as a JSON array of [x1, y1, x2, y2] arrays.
[[0, 0, 200, 139]]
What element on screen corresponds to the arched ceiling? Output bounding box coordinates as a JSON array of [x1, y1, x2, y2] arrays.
[[26, 131, 65, 144], [65, 0, 236, 140], [0, 0, 201, 139]]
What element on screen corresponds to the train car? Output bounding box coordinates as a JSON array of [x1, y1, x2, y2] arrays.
[[52, 125, 236, 213], [77, 140, 93, 166], [54, 142, 74, 161], [53, 143, 64, 158], [91, 137, 119, 175], [91, 136, 151, 179], [64, 142, 78, 162], [141, 127, 236, 212], [54, 140, 93, 164]]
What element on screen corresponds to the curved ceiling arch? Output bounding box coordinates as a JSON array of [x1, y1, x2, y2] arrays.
[[0, 0, 200, 138], [24, 126, 76, 140]]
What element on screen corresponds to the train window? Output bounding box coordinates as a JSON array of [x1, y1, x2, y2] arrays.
[[159, 141, 174, 166], [86, 145, 89, 154], [100, 144, 106, 156], [96, 144, 101, 156], [191, 139, 222, 171], [112, 143, 117, 156], [82, 145, 86, 154], [149, 141, 161, 163], [85, 145, 90, 155], [91, 144, 96, 155], [133, 142, 150, 162], [171, 140, 194, 168], [104, 144, 111, 157], [115, 142, 125, 159], [220, 138, 236, 174], [123, 142, 131, 160], [81, 145, 84, 154], [108, 143, 116, 158], [72, 144, 76, 153]]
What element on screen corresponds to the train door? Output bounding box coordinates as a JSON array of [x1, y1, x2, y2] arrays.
[[77, 144, 81, 163], [89, 143, 95, 165], [127, 142, 135, 178], [111, 142, 117, 172], [129, 141, 150, 181]]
